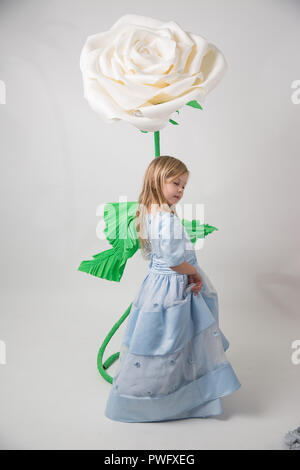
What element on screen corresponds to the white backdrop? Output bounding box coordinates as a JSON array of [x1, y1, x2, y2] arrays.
[[0, 0, 299, 450]]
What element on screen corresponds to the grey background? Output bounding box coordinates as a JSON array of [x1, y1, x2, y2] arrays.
[[0, 0, 299, 450]]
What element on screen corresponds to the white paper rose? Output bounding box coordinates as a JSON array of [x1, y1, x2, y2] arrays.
[[80, 14, 227, 132]]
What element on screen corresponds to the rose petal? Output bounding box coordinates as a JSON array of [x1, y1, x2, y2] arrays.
[[87, 49, 158, 109], [159, 20, 194, 48], [110, 14, 165, 31], [198, 44, 228, 94], [186, 32, 210, 74], [84, 79, 169, 131], [152, 74, 198, 98], [135, 87, 206, 120]]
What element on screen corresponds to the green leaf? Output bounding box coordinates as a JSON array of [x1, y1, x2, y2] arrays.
[[140, 130, 148, 133], [181, 219, 218, 244], [176, 110, 180, 114], [169, 119, 179, 125], [77, 202, 218, 281], [78, 201, 140, 282], [186, 100, 203, 110]]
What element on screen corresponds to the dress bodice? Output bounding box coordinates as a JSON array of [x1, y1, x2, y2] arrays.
[[145, 212, 198, 274]]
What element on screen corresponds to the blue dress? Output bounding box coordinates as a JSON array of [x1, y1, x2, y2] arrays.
[[105, 211, 242, 422]]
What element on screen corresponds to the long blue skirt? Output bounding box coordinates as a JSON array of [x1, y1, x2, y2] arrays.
[[105, 262, 241, 422]]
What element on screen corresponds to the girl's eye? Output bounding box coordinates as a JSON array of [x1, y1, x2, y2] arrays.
[[174, 182, 185, 189]]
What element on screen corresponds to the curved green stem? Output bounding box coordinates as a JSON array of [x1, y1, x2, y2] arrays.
[[97, 303, 133, 383]]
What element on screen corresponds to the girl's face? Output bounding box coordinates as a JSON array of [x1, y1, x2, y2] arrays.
[[162, 173, 189, 206]]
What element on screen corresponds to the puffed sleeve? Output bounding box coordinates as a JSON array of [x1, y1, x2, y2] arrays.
[[158, 212, 186, 268]]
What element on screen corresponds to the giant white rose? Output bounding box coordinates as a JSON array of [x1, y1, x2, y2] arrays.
[[80, 14, 227, 132]]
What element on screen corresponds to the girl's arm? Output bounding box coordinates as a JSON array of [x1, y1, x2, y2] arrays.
[[171, 261, 203, 294], [170, 261, 198, 275]]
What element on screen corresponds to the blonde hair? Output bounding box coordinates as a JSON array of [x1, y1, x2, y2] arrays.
[[135, 155, 189, 260]]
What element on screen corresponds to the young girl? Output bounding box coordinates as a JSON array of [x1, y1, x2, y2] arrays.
[[105, 156, 241, 422]]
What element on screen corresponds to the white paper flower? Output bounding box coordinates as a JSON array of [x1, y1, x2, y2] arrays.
[[80, 14, 227, 132]]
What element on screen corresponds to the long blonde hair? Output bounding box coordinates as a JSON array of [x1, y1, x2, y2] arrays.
[[135, 155, 189, 260]]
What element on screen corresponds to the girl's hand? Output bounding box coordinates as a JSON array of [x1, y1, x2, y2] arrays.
[[188, 272, 203, 295]]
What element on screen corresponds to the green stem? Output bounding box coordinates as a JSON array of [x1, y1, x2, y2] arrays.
[[97, 303, 133, 384], [154, 131, 160, 157]]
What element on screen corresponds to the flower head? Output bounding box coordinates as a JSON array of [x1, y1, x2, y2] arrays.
[[80, 14, 227, 131]]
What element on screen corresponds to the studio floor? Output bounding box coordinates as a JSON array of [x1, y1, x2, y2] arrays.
[[0, 287, 299, 450]]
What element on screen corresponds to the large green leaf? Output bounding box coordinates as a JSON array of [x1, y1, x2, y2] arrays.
[[78, 202, 218, 282]]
